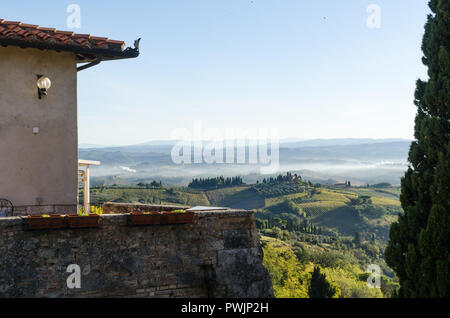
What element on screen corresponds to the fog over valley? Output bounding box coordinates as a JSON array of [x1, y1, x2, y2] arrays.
[[79, 138, 410, 186]]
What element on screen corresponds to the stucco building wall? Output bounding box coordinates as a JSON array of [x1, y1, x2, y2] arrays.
[[0, 46, 78, 214]]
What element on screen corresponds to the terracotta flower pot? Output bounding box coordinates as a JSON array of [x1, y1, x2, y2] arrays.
[[162, 211, 194, 224], [175, 212, 195, 224], [129, 212, 162, 226], [67, 214, 100, 229], [162, 211, 177, 224], [27, 215, 66, 230]]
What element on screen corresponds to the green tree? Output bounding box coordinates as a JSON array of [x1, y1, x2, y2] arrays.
[[272, 227, 283, 239], [353, 232, 361, 246], [308, 266, 336, 298], [385, 0, 450, 298]]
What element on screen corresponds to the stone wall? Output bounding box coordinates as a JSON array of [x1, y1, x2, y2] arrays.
[[0, 204, 273, 298]]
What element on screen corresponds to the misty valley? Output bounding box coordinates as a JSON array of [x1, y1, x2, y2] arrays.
[[77, 139, 410, 297], [80, 138, 410, 187]]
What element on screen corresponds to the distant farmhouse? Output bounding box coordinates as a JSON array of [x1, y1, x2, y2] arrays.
[[0, 19, 140, 215], [334, 181, 352, 188]]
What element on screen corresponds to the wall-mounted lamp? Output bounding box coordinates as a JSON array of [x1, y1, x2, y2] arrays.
[[36, 75, 51, 99]]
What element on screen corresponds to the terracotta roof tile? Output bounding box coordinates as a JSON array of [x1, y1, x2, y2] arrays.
[[0, 19, 131, 57], [55, 30, 74, 35], [73, 33, 91, 38], [38, 27, 56, 32], [106, 39, 124, 44], [90, 36, 108, 41], [19, 23, 39, 28]]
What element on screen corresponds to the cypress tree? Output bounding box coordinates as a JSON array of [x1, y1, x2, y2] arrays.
[[385, 0, 449, 298], [308, 266, 336, 298]]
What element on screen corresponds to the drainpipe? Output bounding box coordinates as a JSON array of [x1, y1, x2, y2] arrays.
[[77, 56, 103, 72]]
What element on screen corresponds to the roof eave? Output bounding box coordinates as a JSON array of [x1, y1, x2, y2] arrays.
[[0, 38, 139, 62]]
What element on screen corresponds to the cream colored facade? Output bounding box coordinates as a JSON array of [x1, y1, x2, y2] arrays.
[[0, 46, 78, 214]]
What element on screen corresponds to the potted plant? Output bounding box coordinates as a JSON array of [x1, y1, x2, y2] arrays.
[[67, 207, 101, 229], [162, 210, 194, 224], [129, 211, 162, 226], [27, 214, 66, 230]]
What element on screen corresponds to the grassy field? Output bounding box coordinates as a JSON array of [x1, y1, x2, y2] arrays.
[[300, 201, 348, 218], [204, 186, 265, 209]]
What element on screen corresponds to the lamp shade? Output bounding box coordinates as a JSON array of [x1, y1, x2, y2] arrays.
[[37, 77, 51, 90]]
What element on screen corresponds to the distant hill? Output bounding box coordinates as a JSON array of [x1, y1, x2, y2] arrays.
[[279, 138, 411, 148], [79, 138, 411, 186], [79, 143, 116, 149], [80, 138, 411, 149]]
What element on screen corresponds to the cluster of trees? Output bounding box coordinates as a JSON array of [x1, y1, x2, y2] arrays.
[[188, 176, 244, 189], [252, 173, 323, 198], [262, 240, 310, 298], [254, 184, 305, 198], [293, 233, 337, 245], [369, 182, 392, 188], [262, 239, 388, 298], [259, 172, 302, 184], [256, 217, 324, 236], [137, 181, 163, 188], [254, 182, 306, 198]]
